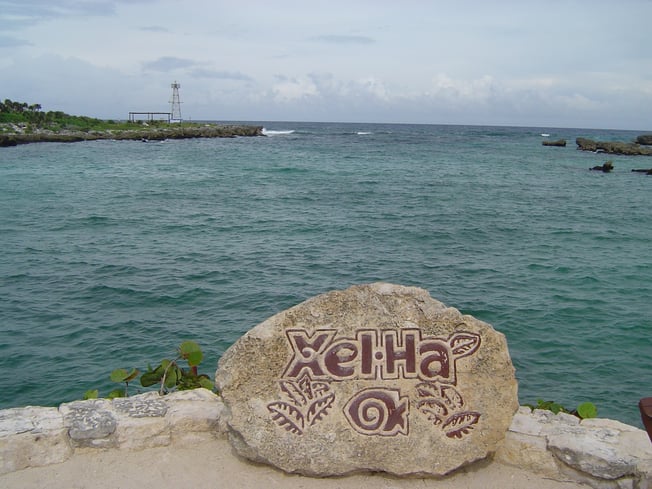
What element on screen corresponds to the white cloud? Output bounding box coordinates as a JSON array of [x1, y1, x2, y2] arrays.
[[271, 77, 319, 102]]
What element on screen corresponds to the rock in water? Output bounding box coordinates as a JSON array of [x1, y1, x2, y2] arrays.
[[215, 283, 519, 477]]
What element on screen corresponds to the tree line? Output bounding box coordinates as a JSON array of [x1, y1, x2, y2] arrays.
[[0, 98, 99, 126]]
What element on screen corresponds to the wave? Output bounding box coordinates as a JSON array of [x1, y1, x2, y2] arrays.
[[356, 131, 372, 135], [262, 128, 295, 136]]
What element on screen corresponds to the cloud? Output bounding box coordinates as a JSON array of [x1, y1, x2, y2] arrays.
[[426, 74, 496, 104], [271, 76, 319, 102], [1, 0, 113, 23], [142, 56, 198, 72], [0, 35, 31, 48], [138, 25, 169, 33], [0, 0, 155, 30], [309, 35, 375, 45], [189, 68, 252, 81]]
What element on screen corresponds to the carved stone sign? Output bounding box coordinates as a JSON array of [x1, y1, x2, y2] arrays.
[[215, 283, 518, 476]]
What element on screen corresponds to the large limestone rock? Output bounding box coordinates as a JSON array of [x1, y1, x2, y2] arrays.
[[496, 407, 652, 488], [216, 283, 519, 476]]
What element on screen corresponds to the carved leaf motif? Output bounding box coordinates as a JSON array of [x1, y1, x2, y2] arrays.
[[297, 373, 314, 400], [442, 411, 480, 439], [279, 380, 308, 407], [306, 392, 336, 426], [311, 381, 331, 398], [267, 402, 305, 435], [449, 333, 481, 358], [441, 385, 464, 410], [416, 399, 448, 425], [416, 382, 440, 399]]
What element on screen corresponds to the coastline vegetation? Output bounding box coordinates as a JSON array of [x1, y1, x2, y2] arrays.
[[83, 341, 215, 400], [524, 398, 598, 420], [0, 98, 262, 146], [0, 98, 134, 131]]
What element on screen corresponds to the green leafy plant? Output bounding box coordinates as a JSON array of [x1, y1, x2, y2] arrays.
[[84, 341, 215, 400], [524, 399, 598, 419], [576, 401, 598, 419], [140, 341, 214, 395], [108, 368, 140, 398]]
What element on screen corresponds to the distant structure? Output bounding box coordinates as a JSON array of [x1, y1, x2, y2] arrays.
[[169, 81, 182, 122]]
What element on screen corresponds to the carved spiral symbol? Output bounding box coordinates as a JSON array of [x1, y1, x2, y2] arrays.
[[343, 388, 409, 436], [353, 396, 387, 431]]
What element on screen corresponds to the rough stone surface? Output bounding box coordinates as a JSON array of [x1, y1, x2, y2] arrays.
[[496, 407, 652, 489], [0, 407, 72, 474], [60, 399, 118, 448], [215, 283, 519, 477]]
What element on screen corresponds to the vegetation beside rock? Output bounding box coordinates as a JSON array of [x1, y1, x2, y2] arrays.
[[0, 98, 263, 147]]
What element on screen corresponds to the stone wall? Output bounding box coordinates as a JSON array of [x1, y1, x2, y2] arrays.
[[1, 390, 650, 488]]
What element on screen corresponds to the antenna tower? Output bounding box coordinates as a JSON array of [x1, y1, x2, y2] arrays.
[[169, 81, 182, 121]]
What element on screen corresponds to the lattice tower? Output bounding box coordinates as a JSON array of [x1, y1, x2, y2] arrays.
[[169, 81, 182, 121]]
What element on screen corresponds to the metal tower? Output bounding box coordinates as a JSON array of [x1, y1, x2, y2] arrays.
[[169, 81, 182, 121]]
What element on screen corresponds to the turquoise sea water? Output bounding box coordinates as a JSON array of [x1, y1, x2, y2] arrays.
[[0, 122, 650, 427]]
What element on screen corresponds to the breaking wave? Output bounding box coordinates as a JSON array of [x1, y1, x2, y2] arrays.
[[262, 128, 296, 136]]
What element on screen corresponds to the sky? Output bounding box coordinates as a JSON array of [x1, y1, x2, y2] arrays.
[[1, 0, 651, 129]]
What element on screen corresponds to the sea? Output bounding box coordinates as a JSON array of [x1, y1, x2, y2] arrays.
[[0, 122, 650, 428]]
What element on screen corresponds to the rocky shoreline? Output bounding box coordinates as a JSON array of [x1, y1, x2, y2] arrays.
[[575, 136, 652, 156], [0, 123, 264, 147]]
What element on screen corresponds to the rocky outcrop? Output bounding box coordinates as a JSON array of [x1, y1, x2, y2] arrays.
[[635, 135, 652, 146], [495, 407, 652, 489], [591, 161, 614, 173], [0, 124, 263, 147], [576, 137, 652, 156], [542, 139, 567, 147], [216, 283, 519, 477], [632, 169, 652, 175]]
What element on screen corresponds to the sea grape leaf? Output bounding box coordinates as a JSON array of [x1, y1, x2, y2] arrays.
[[140, 369, 163, 387], [164, 367, 179, 388], [185, 351, 203, 367], [108, 388, 125, 399], [123, 368, 140, 383], [110, 368, 129, 383], [577, 402, 598, 419], [179, 341, 203, 366], [83, 389, 99, 400], [198, 376, 214, 391]]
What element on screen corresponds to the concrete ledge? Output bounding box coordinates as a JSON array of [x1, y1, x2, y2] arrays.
[[1, 393, 650, 488], [0, 389, 225, 475]]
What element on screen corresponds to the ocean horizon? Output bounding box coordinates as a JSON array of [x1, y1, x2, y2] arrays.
[[1, 121, 650, 428]]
